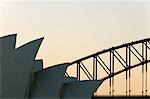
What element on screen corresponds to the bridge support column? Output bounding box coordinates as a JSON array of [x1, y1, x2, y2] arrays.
[[93, 56, 97, 80], [93, 56, 98, 96], [129, 46, 131, 96], [125, 46, 131, 96], [109, 50, 114, 96], [145, 42, 148, 96], [142, 42, 144, 96], [77, 63, 80, 81]]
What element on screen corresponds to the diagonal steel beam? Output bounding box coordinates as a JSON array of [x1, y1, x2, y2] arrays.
[[131, 45, 143, 58], [113, 54, 126, 68], [130, 49, 142, 62], [97, 55, 110, 72], [80, 62, 93, 80], [97, 59, 110, 75], [114, 50, 126, 64]]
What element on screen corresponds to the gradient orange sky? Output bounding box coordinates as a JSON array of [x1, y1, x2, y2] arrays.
[[1, 0, 150, 95]]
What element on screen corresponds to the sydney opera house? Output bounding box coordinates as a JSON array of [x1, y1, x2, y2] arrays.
[[0, 34, 103, 99]]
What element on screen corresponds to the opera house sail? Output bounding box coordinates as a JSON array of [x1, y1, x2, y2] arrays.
[[0, 34, 103, 99]]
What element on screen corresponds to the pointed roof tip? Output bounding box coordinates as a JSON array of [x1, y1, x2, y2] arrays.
[[0, 33, 17, 39], [35, 59, 43, 63], [36, 62, 70, 75], [84, 80, 103, 89], [0, 34, 17, 41], [31, 63, 69, 98], [0, 34, 44, 41], [30, 37, 44, 44], [32, 37, 44, 46], [79, 79, 102, 82], [0, 34, 44, 50], [63, 77, 77, 84], [0, 33, 17, 51], [61, 80, 104, 98], [33, 59, 43, 73], [74, 79, 103, 85], [34, 37, 44, 43], [13, 37, 44, 62], [53, 62, 70, 67], [16, 37, 44, 50], [44, 62, 70, 70]]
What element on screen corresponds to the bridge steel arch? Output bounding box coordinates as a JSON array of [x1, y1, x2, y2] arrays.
[[66, 38, 150, 96]]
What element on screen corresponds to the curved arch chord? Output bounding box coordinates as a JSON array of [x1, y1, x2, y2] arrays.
[[69, 38, 150, 65], [101, 60, 150, 81]]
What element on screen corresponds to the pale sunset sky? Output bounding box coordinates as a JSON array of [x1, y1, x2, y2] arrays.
[[1, 0, 150, 95]]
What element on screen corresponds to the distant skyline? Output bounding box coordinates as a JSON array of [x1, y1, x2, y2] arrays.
[[1, 0, 150, 95]]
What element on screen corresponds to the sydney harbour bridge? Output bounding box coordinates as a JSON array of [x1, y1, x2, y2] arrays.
[[66, 37, 150, 98], [0, 34, 150, 99]]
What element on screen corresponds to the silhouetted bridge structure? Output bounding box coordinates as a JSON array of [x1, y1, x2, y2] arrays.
[[1, 34, 150, 99], [65, 38, 150, 98]]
